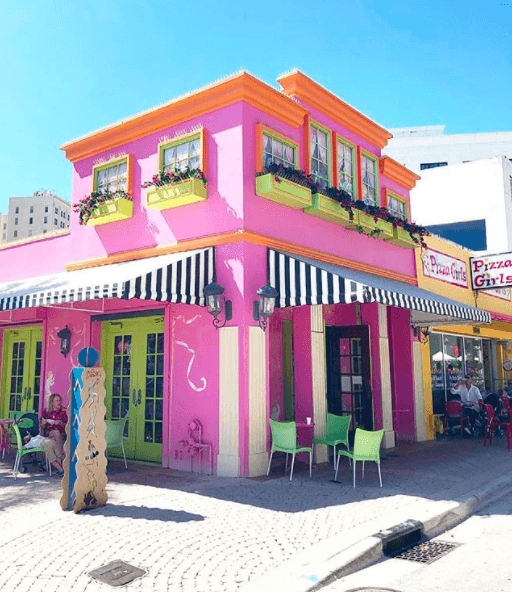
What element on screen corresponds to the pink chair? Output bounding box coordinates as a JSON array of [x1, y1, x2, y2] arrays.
[[177, 420, 213, 475]]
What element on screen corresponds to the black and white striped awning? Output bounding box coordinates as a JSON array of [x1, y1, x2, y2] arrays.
[[268, 249, 491, 326], [0, 247, 214, 311]]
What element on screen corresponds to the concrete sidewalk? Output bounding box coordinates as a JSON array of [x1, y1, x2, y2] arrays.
[[1, 437, 512, 592]]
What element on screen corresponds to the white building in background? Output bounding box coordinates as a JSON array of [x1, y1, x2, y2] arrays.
[[384, 125, 512, 174], [405, 156, 512, 255], [1, 190, 70, 243], [0, 213, 7, 244]]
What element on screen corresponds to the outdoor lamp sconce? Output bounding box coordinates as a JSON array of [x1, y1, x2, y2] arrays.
[[253, 283, 278, 331], [203, 281, 232, 329], [57, 325, 72, 357], [414, 326, 431, 344]]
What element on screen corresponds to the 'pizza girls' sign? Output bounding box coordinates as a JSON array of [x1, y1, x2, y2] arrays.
[[422, 249, 468, 288], [470, 252, 512, 290]]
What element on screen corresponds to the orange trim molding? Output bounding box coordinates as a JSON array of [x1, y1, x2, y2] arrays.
[[65, 228, 417, 286], [380, 156, 420, 190], [356, 146, 363, 201], [303, 114, 311, 174], [331, 130, 338, 188], [278, 71, 392, 149], [61, 73, 308, 163]]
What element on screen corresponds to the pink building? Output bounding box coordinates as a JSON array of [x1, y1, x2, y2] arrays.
[[0, 71, 488, 476]]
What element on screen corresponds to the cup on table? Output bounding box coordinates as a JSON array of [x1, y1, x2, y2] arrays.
[[306, 417, 311, 425]]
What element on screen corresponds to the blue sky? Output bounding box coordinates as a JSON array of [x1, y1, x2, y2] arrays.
[[1, 0, 511, 211]]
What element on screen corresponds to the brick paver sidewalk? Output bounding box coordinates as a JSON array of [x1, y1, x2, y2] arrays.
[[0, 438, 510, 592]]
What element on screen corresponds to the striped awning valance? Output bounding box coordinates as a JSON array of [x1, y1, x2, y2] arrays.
[[268, 249, 491, 326], [0, 247, 214, 311]]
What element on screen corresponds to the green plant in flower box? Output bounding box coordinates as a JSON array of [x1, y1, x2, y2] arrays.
[[73, 190, 133, 226], [143, 168, 208, 210]]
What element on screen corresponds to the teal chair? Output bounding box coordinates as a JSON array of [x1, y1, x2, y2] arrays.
[[105, 417, 128, 468], [11, 419, 50, 480], [267, 419, 312, 481], [335, 428, 384, 488], [312, 413, 351, 472]]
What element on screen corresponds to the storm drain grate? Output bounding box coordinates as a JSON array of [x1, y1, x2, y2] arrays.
[[88, 560, 147, 587], [394, 540, 459, 564]]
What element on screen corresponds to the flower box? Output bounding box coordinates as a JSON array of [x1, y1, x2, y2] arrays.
[[87, 198, 133, 226], [356, 211, 394, 240], [385, 226, 419, 249], [304, 194, 355, 228], [256, 173, 313, 209], [145, 178, 207, 211]]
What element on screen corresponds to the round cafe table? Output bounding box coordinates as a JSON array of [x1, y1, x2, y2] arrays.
[[296, 421, 315, 447]]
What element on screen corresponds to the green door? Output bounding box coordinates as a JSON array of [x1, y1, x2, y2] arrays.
[[102, 316, 165, 462], [1, 326, 43, 417]]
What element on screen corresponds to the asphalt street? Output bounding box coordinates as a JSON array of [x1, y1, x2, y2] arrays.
[[325, 488, 512, 592]]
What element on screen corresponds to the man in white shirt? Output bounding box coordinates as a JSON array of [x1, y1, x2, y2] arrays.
[[451, 374, 483, 434]]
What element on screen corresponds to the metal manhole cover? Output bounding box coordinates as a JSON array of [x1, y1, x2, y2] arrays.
[[89, 560, 147, 587], [345, 588, 401, 592], [394, 540, 459, 564]]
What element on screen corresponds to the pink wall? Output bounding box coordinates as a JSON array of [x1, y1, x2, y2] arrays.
[[68, 103, 245, 264], [387, 307, 416, 441], [168, 303, 219, 472], [0, 233, 72, 282]]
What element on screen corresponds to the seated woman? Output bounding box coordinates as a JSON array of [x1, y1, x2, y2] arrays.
[[41, 393, 68, 460], [23, 433, 64, 477]]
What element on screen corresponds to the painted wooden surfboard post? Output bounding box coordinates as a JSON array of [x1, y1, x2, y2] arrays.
[[61, 347, 108, 513]]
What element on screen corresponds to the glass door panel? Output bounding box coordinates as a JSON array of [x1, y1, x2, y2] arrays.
[[326, 326, 373, 434], [102, 317, 164, 463], [1, 327, 43, 417], [135, 331, 164, 462]]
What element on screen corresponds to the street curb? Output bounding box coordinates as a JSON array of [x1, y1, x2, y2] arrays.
[[239, 473, 512, 592]]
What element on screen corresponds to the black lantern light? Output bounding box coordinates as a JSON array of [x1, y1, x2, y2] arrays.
[[203, 281, 232, 329], [253, 283, 278, 331], [57, 325, 72, 357]]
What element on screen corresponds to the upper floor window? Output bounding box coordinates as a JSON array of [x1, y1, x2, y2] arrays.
[[420, 162, 447, 170], [310, 124, 330, 189], [161, 135, 201, 174], [15, 207, 19, 214], [29, 217, 33, 225], [45, 206, 48, 213], [337, 139, 356, 198], [388, 194, 407, 220], [55, 207, 59, 215], [28, 229, 33, 237], [13, 230, 17, 238], [94, 158, 128, 193], [54, 218, 58, 225], [30, 206, 34, 213], [14, 218, 18, 225], [2, 223, 5, 230], [262, 132, 296, 169], [361, 153, 378, 206], [44, 216, 48, 224]]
